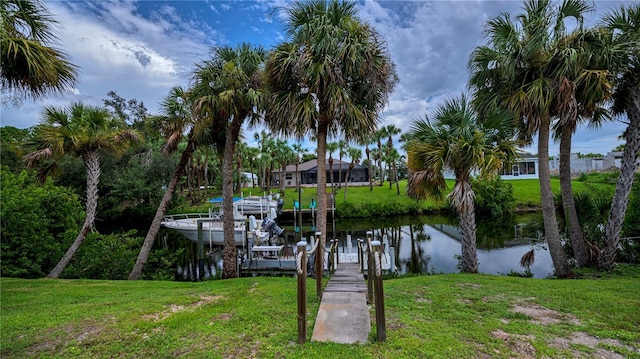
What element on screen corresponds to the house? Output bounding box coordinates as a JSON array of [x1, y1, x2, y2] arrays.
[[549, 151, 623, 176], [500, 156, 539, 179], [443, 156, 539, 180], [271, 159, 369, 187]]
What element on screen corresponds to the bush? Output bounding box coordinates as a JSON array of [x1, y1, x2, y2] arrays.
[[471, 177, 515, 217], [0, 168, 84, 278]]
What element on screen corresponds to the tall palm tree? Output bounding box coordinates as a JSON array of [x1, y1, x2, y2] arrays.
[[359, 133, 376, 191], [326, 141, 339, 191], [600, 4, 640, 270], [292, 143, 306, 191], [406, 95, 519, 273], [191, 44, 266, 279], [264, 0, 397, 260], [468, 0, 591, 278], [129, 87, 196, 280], [383, 124, 401, 190], [1, 0, 78, 101], [344, 146, 362, 201], [336, 139, 348, 188], [23, 103, 141, 278], [551, 27, 612, 267], [374, 127, 387, 186], [387, 147, 402, 195]]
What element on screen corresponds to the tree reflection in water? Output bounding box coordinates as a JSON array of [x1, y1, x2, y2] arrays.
[[281, 213, 552, 278]]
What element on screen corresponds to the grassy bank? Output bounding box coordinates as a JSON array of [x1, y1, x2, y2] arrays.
[[2, 266, 639, 358], [174, 178, 615, 217]]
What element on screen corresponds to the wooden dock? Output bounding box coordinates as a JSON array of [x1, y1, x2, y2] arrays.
[[311, 262, 370, 344]]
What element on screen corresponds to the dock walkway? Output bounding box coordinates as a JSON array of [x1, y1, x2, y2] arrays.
[[311, 262, 370, 344]]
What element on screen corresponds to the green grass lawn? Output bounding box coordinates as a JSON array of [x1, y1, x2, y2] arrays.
[[2, 266, 638, 358], [181, 178, 613, 215]]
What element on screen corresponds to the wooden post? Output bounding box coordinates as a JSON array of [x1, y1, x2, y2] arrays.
[[358, 238, 364, 272], [371, 240, 386, 342], [315, 231, 323, 299], [197, 221, 205, 281], [297, 241, 307, 344], [366, 231, 373, 304]]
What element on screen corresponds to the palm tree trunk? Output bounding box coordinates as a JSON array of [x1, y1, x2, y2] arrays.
[[366, 146, 373, 191], [316, 121, 328, 298], [344, 163, 354, 201], [222, 119, 243, 279], [47, 151, 100, 278], [393, 161, 400, 195], [559, 129, 590, 267], [129, 140, 197, 280], [458, 181, 478, 273], [538, 116, 572, 277], [601, 94, 640, 270]]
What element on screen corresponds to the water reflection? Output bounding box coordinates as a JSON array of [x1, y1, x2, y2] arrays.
[[282, 214, 553, 278]]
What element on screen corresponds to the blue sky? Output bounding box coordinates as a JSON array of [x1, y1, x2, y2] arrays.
[[0, 0, 632, 157]]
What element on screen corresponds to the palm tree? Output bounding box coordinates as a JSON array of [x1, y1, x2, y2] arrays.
[[600, 4, 640, 270], [326, 141, 339, 191], [292, 143, 306, 191], [336, 139, 348, 188], [550, 28, 612, 267], [468, 0, 591, 277], [360, 133, 376, 191], [387, 147, 402, 195], [23, 103, 141, 278], [383, 124, 401, 190], [1, 0, 78, 102], [273, 139, 295, 194], [264, 0, 397, 262], [129, 87, 196, 280], [374, 128, 387, 186], [406, 95, 519, 273], [344, 146, 362, 201], [191, 44, 266, 279]]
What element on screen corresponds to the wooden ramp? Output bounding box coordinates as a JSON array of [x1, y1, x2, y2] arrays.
[[311, 263, 370, 344]]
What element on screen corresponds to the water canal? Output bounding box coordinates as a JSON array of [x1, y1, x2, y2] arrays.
[[279, 213, 553, 278]]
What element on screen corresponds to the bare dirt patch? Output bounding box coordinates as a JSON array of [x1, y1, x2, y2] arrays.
[[550, 332, 635, 359], [511, 302, 581, 326], [491, 329, 537, 359], [142, 295, 223, 322]]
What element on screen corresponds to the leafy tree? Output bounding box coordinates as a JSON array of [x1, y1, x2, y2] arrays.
[[103, 90, 150, 130], [0, 168, 83, 278], [0, 126, 30, 172], [265, 0, 396, 293], [600, 4, 640, 270], [191, 44, 266, 279], [1, 0, 78, 102], [23, 103, 142, 278], [406, 95, 519, 273]]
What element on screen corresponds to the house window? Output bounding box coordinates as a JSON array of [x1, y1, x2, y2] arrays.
[[519, 161, 536, 175], [285, 173, 293, 180]]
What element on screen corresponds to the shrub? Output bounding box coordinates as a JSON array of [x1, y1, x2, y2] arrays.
[[0, 168, 83, 278], [471, 177, 515, 217]]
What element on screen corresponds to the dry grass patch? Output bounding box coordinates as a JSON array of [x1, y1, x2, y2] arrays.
[[142, 295, 223, 322]]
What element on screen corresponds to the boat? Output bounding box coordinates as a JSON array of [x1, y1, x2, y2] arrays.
[[161, 197, 281, 246], [161, 197, 249, 246], [161, 213, 247, 245]]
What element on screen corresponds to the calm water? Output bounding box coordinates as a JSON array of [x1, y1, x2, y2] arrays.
[[281, 213, 554, 278]]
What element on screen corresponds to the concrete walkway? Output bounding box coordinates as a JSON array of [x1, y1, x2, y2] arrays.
[[311, 263, 370, 344]]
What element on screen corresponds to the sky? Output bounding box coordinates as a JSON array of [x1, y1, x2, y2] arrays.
[[0, 0, 632, 157]]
